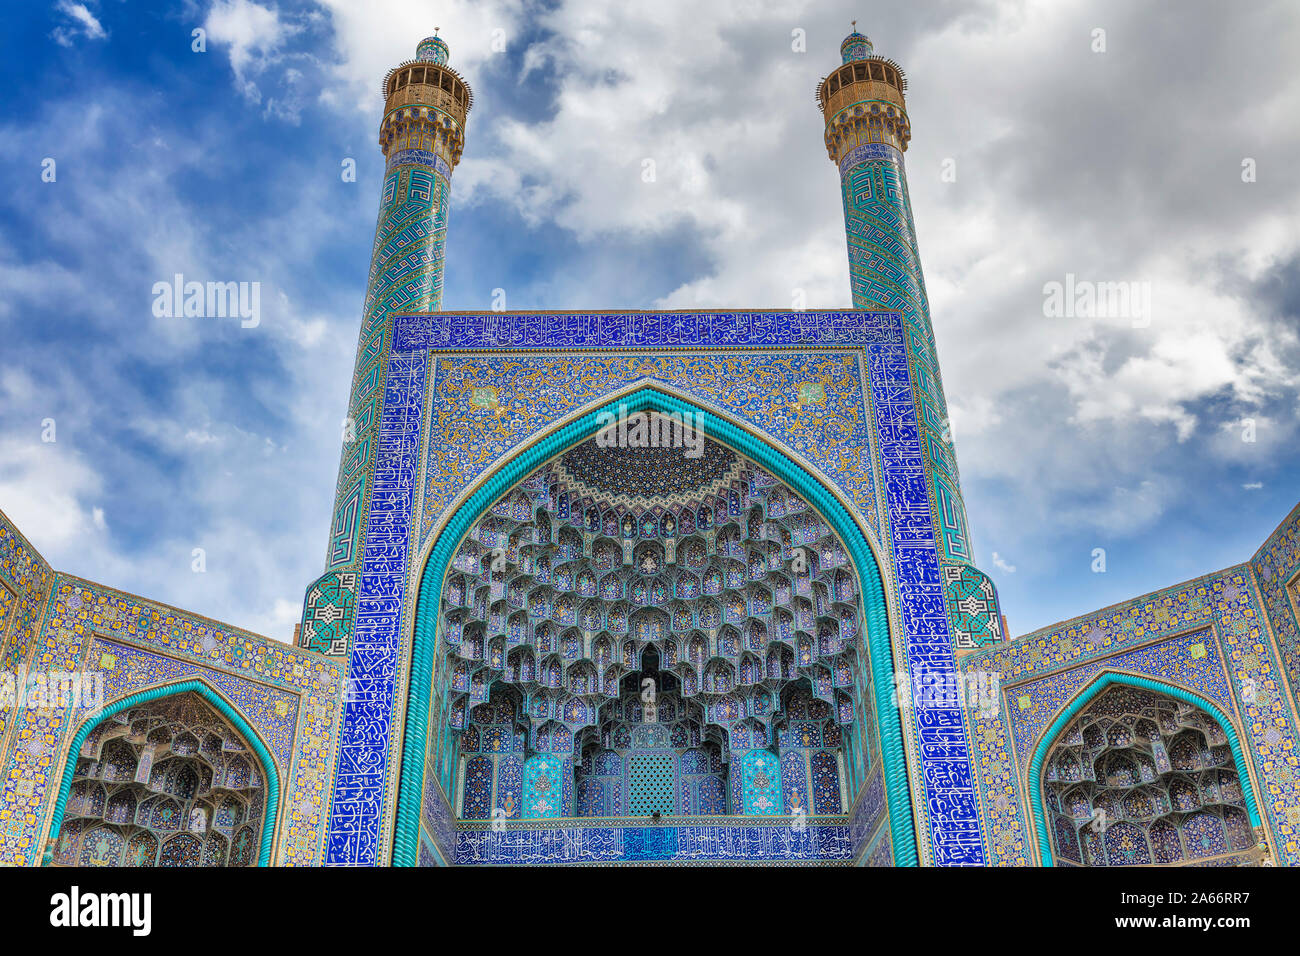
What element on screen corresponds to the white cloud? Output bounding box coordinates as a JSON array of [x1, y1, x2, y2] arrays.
[[245, 597, 302, 642], [0, 437, 107, 551], [52, 1, 108, 47], [205, 0, 291, 103], [1073, 480, 1167, 539], [315, 0, 527, 114]]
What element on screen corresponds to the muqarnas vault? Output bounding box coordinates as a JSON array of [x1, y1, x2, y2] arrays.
[[2, 29, 1298, 868]]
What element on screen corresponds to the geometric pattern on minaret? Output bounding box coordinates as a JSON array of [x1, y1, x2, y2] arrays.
[[299, 35, 471, 656], [818, 30, 1003, 651], [819, 28, 993, 865]]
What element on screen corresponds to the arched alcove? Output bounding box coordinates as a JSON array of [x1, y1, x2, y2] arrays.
[[46, 680, 281, 866], [394, 386, 915, 865], [1029, 672, 1265, 866]]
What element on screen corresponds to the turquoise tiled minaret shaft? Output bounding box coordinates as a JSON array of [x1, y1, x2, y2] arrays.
[[818, 30, 1000, 648], [818, 29, 1003, 865], [298, 36, 472, 656], [822, 32, 968, 558]]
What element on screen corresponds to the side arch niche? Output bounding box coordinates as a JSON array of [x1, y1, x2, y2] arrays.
[[46, 684, 279, 867], [395, 388, 914, 865], [1031, 673, 1267, 867]]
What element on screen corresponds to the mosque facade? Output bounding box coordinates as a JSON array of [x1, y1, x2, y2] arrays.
[[1, 30, 1297, 867]]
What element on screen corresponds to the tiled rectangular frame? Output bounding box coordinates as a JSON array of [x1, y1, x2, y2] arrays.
[[324, 309, 986, 866]]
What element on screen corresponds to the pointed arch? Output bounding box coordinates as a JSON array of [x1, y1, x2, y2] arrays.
[[1027, 670, 1263, 866], [393, 383, 916, 865], [45, 678, 282, 867]]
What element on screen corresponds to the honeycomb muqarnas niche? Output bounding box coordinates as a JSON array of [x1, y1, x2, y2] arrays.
[[429, 432, 876, 841], [1042, 685, 1259, 866], [53, 692, 267, 867], [2, 27, 1297, 868]]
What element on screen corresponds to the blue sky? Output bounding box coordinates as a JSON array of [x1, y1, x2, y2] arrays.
[[0, 0, 1297, 641]]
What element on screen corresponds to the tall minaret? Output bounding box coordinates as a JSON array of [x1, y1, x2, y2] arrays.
[[300, 35, 472, 655], [818, 27, 999, 867], [363, 33, 470, 335], [817, 27, 983, 599]]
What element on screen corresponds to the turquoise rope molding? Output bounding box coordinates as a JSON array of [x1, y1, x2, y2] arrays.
[[42, 679, 282, 867], [1026, 671, 1264, 867], [393, 385, 919, 867]]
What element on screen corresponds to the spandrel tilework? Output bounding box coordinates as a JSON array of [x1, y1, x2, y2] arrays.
[[418, 347, 884, 547]]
